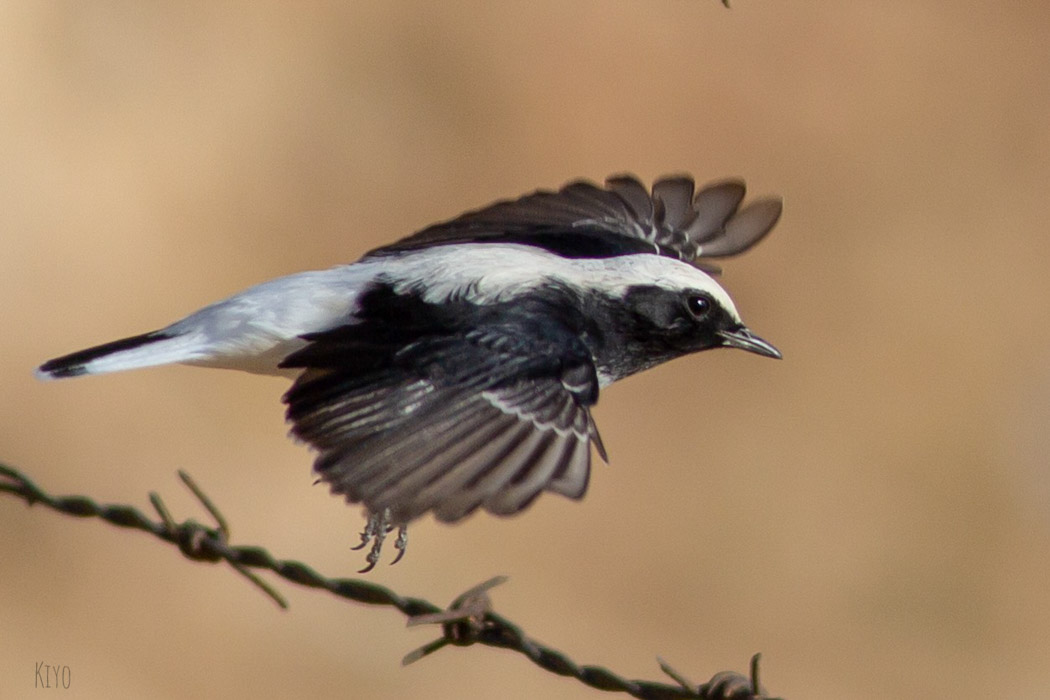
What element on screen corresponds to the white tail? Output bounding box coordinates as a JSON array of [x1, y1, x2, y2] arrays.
[[36, 331, 207, 380]]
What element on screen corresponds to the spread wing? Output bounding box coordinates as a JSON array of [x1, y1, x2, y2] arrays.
[[280, 317, 606, 525], [367, 174, 782, 271]]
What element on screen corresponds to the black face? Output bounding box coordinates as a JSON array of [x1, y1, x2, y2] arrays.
[[588, 284, 742, 381], [625, 284, 739, 346]]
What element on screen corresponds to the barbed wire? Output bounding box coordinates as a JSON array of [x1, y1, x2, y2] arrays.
[[1, 462, 780, 699]]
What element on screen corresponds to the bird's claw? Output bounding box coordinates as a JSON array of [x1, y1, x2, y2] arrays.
[[353, 509, 408, 573], [390, 525, 408, 565], [350, 511, 381, 551]]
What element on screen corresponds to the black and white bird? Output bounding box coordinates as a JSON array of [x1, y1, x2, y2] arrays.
[[37, 174, 782, 571]]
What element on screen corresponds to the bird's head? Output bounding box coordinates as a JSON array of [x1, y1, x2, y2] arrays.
[[581, 254, 780, 385]]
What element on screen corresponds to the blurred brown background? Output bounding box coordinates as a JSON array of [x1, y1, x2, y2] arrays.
[[3, 2, 1049, 698]]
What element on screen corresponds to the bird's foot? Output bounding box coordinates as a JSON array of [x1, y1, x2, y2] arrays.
[[353, 509, 408, 573]]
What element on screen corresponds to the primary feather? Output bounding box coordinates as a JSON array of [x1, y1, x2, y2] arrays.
[[371, 174, 780, 268]]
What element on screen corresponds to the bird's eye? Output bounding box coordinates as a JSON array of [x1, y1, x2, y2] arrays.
[[687, 294, 712, 318]]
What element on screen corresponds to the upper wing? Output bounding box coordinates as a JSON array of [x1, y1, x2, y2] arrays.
[[366, 174, 782, 271], [280, 317, 606, 525]]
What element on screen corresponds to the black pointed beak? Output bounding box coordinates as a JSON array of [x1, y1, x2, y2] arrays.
[[718, 327, 782, 359]]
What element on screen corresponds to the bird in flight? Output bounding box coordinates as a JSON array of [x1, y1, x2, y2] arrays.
[[38, 174, 782, 571]]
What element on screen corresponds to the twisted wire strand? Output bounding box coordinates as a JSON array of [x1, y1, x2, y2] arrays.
[[1, 463, 779, 700]]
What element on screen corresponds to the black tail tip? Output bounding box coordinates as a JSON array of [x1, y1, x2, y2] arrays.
[[36, 360, 89, 379], [35, 330, 171, 380]]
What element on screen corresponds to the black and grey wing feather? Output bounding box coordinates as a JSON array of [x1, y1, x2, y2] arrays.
[[281, 319, 605, 525], [367, 174, 782, 270]]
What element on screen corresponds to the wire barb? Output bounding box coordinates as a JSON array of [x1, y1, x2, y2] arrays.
[[660, 653, 774, 699], [0, 462, 780, 699], [150, 471, 289, 609], [402, 575, 508, 665]]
